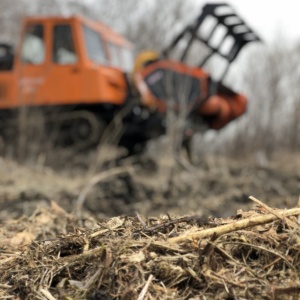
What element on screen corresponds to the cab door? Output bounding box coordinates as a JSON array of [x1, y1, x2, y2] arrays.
[[18, 23, 48, 105], [81, 24, 127, 105], [45, 22, 84, 105]]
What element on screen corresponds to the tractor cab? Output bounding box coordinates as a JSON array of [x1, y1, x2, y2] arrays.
[[0, 15, 134, 109]]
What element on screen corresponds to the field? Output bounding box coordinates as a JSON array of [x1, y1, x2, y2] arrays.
[[1, 146, 300, 299]]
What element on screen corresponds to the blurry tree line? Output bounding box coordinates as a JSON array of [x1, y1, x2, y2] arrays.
[[0, 0, 300, 160]]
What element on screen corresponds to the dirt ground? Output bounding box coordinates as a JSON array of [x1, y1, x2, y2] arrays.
[[0, 145, 299, 222], [1, 145, 300, 299]]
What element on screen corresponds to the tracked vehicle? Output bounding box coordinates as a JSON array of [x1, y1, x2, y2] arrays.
[[0, 3, 260, 155]]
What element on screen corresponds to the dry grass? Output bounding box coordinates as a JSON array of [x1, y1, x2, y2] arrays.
[[1, 198, 300, 300]]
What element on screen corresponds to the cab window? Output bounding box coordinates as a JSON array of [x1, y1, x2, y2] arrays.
[[53, 25, 77, 64], [108, 43, 121, 68], [21, 24, 45, 65], [121, 48, 134, 72], [83, 25, 107, 65]]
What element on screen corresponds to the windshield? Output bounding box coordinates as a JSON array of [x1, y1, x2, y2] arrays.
[[121, 47, 134, 72], [83, 25, 107, 65]]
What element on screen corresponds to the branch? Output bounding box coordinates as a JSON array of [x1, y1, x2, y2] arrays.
[[168, 207, 300, 244]]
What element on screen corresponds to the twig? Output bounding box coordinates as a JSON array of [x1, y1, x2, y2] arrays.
[[39, 288, 57, 300], [89, 225, 122, 238], [84, 269, 102, 290], [249, 196, 284, 220], [249, 195, 298, 228], [75, 166, 134, 218], [0, 284, 12, 289], [168, 207, 300, 244], [136, 212, 147, 227], [137, 274, 154, 300], [137, 216, 205, 235], [59, 246, 104, 264]]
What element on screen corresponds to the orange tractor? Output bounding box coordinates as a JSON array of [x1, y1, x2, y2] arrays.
[[0, 3, 260, 155]]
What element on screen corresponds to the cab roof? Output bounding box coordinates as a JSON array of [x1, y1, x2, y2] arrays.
[[23, 15, 132, 48]]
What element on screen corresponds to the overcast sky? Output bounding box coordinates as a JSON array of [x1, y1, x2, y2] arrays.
[[82, 0, 300, 45], [195, 0, 300, 44]]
